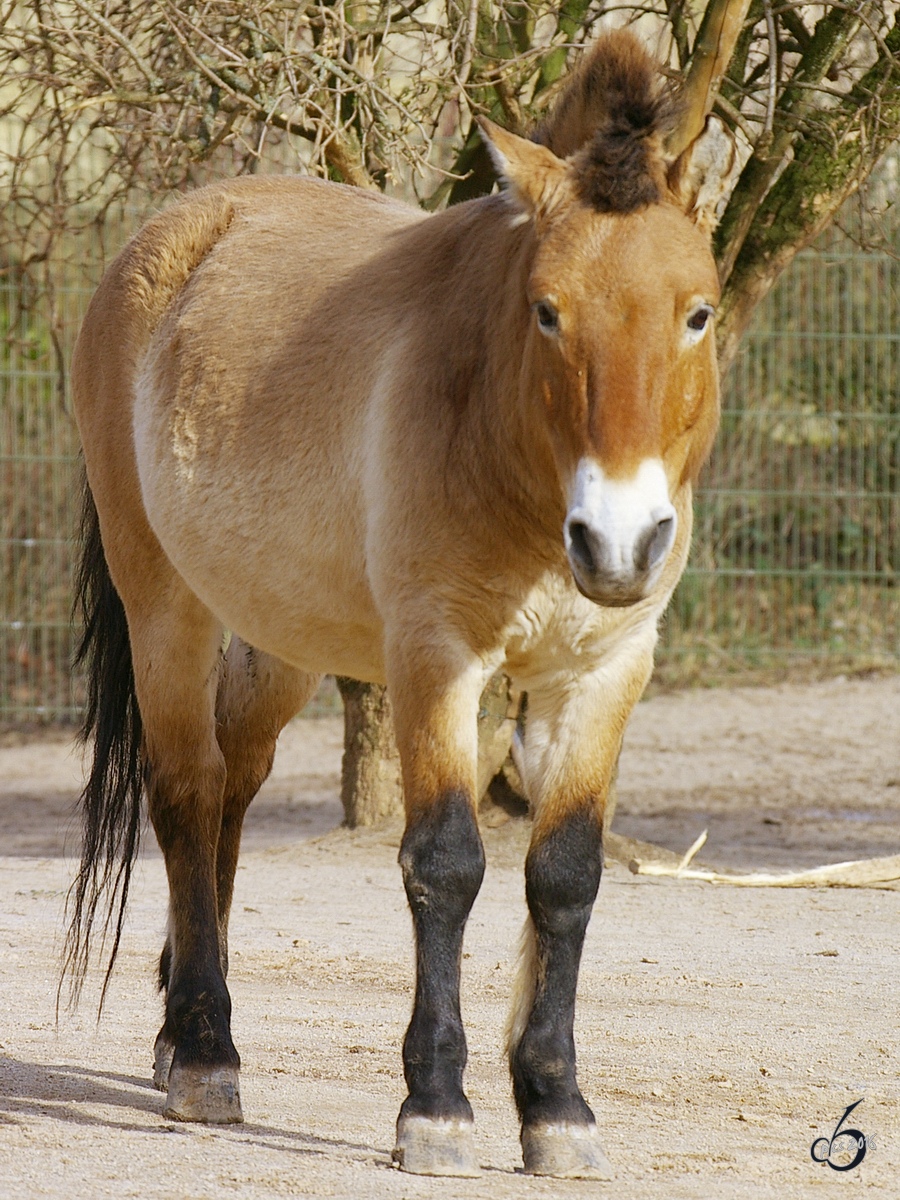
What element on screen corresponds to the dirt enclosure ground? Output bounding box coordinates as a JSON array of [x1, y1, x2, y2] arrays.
[[1, 675, 898, 1198]]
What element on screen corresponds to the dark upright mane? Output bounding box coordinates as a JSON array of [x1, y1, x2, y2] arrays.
[[533, 29, 673, 214]]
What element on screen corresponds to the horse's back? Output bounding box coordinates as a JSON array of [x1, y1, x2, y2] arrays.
[[74, 174, 421, 429]]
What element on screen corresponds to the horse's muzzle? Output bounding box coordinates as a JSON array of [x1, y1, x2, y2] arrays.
[[565, 509, 675, 605], [564, 458, 677, 607]]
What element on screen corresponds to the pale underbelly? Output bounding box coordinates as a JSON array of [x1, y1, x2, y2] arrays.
[[138, 455, 387, 679], [171, 550, 388, 682]]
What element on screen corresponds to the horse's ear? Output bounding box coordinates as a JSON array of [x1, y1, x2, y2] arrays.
[[667, 115, 738, 237], [477, 118, 569, 219]]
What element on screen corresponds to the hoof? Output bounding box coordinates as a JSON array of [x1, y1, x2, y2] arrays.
[[522, 1122, 615, 1180], [164, 1064, 243, 1124], [392, 1116, 480, 1177], [152, 1036, 174, 1092]]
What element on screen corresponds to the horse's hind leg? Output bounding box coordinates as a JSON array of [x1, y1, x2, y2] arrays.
[[122, 586, 246, 1124], [154, 638, 320, 1091], [215, 639, 322, 964]]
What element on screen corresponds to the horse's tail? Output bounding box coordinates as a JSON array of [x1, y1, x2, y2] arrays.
[[61, 475, 144, 1011]]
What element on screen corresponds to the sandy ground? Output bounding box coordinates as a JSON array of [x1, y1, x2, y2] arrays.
[[1, 675, 898, 1198]]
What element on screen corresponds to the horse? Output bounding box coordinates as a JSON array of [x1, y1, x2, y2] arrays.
[[66, 30, 735, 1180]]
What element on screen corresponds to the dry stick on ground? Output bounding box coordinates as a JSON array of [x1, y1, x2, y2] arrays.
[[630, 851, 900, 887], [624, 827, 900, 887]]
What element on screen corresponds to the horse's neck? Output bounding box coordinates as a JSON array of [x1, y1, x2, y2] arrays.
[[408, 199, 565, 555]]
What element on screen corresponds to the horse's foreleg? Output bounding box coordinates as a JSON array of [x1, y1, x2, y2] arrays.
[[513, 808, 609, 1177], [389, 655, 485, 1177], [509, 650, 654, 1179], [155, 639, 320, 1091]]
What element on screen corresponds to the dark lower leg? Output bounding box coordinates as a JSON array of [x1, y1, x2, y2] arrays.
[[164, 875, 235, 1072], [156, 818, 242, 985], [512, 807, 602, 1130], [398, 791, 485, 1123], [149, 760, 241, 1121], [154, 787, 250, 1089]]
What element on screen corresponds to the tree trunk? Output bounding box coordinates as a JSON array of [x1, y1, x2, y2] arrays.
[[336, 677, 403, 827], [476, 671, 522, 799], [716, 12, 900, 375]]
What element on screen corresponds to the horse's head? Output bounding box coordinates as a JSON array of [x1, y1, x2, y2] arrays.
[[480, 31, 736, 607]]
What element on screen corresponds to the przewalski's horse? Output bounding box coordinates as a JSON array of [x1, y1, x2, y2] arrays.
[[68, 30, 735, 1180]]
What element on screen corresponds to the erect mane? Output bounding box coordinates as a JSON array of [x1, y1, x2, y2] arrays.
[[532, 29, 673, 214]]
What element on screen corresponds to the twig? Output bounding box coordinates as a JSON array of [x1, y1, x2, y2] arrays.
[[457, 0, 479, 89], [713, 90, 758, 142], [759, 0, 778, 156], [668, 0, 755, 158], [631, 848, 900, 888], [676, 829, 708, 875], [66, 0, 160, 89]]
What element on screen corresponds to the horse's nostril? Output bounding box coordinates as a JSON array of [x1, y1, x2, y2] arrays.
[[653, 515, 674, 556], [567, 520, 596, 574], [635, 514, 675, 572]]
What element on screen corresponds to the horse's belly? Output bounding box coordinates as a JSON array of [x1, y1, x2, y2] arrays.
[[225, 604, 386, 681], [165, 524, 384, 679], [194, 554, 385, 680], [159, 524, 386, 680], [134, 403, 386, 680]]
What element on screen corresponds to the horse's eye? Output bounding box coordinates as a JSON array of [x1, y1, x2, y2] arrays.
[[534, 300, 560, 336], [687, 304, 714, 333]]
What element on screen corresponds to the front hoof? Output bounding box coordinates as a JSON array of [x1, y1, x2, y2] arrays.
[[522, 1122, 614, 1180], [164, 1064, 243, 1124], [392, 1116, 480, 1177], [152, 1035, 174, 1092]]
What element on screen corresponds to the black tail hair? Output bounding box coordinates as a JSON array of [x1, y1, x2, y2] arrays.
[[61, 472, 144, 1011]]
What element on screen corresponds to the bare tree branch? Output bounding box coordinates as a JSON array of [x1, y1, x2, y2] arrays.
[[716, 0, 876, 282], [718, 9, 900, 371], [667, 0, 755, 158]]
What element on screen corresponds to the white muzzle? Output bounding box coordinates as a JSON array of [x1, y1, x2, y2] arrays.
[[564, 458, 677, 606]]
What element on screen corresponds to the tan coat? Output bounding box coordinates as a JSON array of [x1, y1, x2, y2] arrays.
[[69, 29, 737, 1170]]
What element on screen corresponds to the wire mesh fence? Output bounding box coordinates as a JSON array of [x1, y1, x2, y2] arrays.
[[2, 212, 899, 723], [1, 277, 85, 723], [658, 241, 900, 684]]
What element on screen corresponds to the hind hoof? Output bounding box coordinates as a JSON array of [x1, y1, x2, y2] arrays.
[[164, 1064, 243, 1124], [522, 1122, 615, 1179], [152, 1037, 174, 1092], [392, 1116, 480, 1177]]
